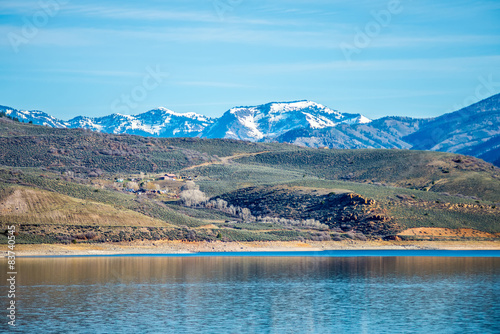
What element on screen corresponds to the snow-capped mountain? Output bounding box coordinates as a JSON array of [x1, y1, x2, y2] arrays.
[[67, 108, 213, 137], [0, 106, 213, 138], [201, 100, 371, 141], [273, 93, 500, 166], [2, 101, 371, 141], [0, 105, 69, 128], [2, 94, 499, 166]]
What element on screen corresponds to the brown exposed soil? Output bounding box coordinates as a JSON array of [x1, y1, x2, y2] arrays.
[[0, 186, 170, 227], [0, 188, 29, 214], [389, 193, 499, 215], [399, 227, 499, 238], [9, 239, 500, 257]]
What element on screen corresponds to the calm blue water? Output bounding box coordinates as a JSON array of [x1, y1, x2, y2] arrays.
[[2, 251, 500, 333], [25, 249, 500, 258]]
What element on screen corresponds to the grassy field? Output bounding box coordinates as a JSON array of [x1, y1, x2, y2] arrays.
[[0, 169, 205, 228], [0, 186, 171, 227], [186, 163, 306, 196]]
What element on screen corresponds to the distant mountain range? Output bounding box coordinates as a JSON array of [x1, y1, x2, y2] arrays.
[[202, 101, 370, 141], [2, 93, 499, 166]]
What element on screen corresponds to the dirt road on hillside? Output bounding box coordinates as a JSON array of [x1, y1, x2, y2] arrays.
[[181, 151, 269, 171]]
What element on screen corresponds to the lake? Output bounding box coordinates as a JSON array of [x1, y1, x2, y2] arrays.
[[3, 251, 500, 333]]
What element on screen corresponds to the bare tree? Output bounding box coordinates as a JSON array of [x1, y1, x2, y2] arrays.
[[126, 181, 140, 191], [180, 189, 208, 207]]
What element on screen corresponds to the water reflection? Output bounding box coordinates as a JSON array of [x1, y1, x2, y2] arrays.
[[15, 256, 500, 284], [2, 256, 499, 333]]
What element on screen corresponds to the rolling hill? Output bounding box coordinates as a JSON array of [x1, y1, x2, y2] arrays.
[[0, 117, 499, 244]]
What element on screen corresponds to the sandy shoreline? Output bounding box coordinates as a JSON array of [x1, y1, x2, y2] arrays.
[[4, 239, 500, 257]]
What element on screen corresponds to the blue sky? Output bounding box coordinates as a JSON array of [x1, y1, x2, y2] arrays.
[[0, 0, 499, 120]]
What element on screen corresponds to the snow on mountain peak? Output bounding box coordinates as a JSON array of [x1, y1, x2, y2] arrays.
[[268, 100, 338, 115], [150, 107, 210, 122], [1, 100, 370, 142], [357, 115, 372, 124], [303, 112, 337, 129], [202, 100, 369, 142]]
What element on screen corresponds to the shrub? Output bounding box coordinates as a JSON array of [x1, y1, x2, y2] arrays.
[[331, 232, 342, 241], [310, 231, 331, 241], [85, 232, 97, 240], [345, 231, 367, 241]]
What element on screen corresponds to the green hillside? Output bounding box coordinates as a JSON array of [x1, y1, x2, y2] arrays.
[[0, 120, 499, 243], [236, 149, 500, 202]]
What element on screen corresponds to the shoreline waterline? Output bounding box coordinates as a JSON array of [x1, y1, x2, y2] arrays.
[[5, 240, 500, 258], [9, 249, 500, 259]]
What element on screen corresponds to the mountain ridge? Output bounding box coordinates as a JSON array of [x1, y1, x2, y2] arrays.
[[2, 93, 499, 166], [202, 100, 370, 141]]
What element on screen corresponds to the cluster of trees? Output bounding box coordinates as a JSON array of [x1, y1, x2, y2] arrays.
[[0, 111, 35, 124], [179, 181, 208, 206], [0, 111, 20, 122], [254, 217, 329, 230], [204, 198, 253, 220], [180, 183, 329, 231], [182, 193, 255, 221], [343, 231, 368, 241], [308, 232, 332, 241], [123, 180, 166, 193]]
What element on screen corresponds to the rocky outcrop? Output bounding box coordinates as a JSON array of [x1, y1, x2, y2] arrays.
[[216, 186, 399, 236]]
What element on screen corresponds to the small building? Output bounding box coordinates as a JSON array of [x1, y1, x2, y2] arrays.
[[160, 173, 177, 181]]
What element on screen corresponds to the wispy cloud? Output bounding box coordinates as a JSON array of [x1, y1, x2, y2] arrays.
[[2, 23, 496, 52], [64, 4, 219, 24], [368, 34, 500, 48], [404, 0, 500, 19], [0, 25, 340, 49], [1, 0, 499, 120], [33, 68, 146, 78], [0, 0, 40, 13], [0, 25, 95, 48], [220, 55, 500, 74], [176, 81, 250, 88], [0, 1, 285, 27]]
